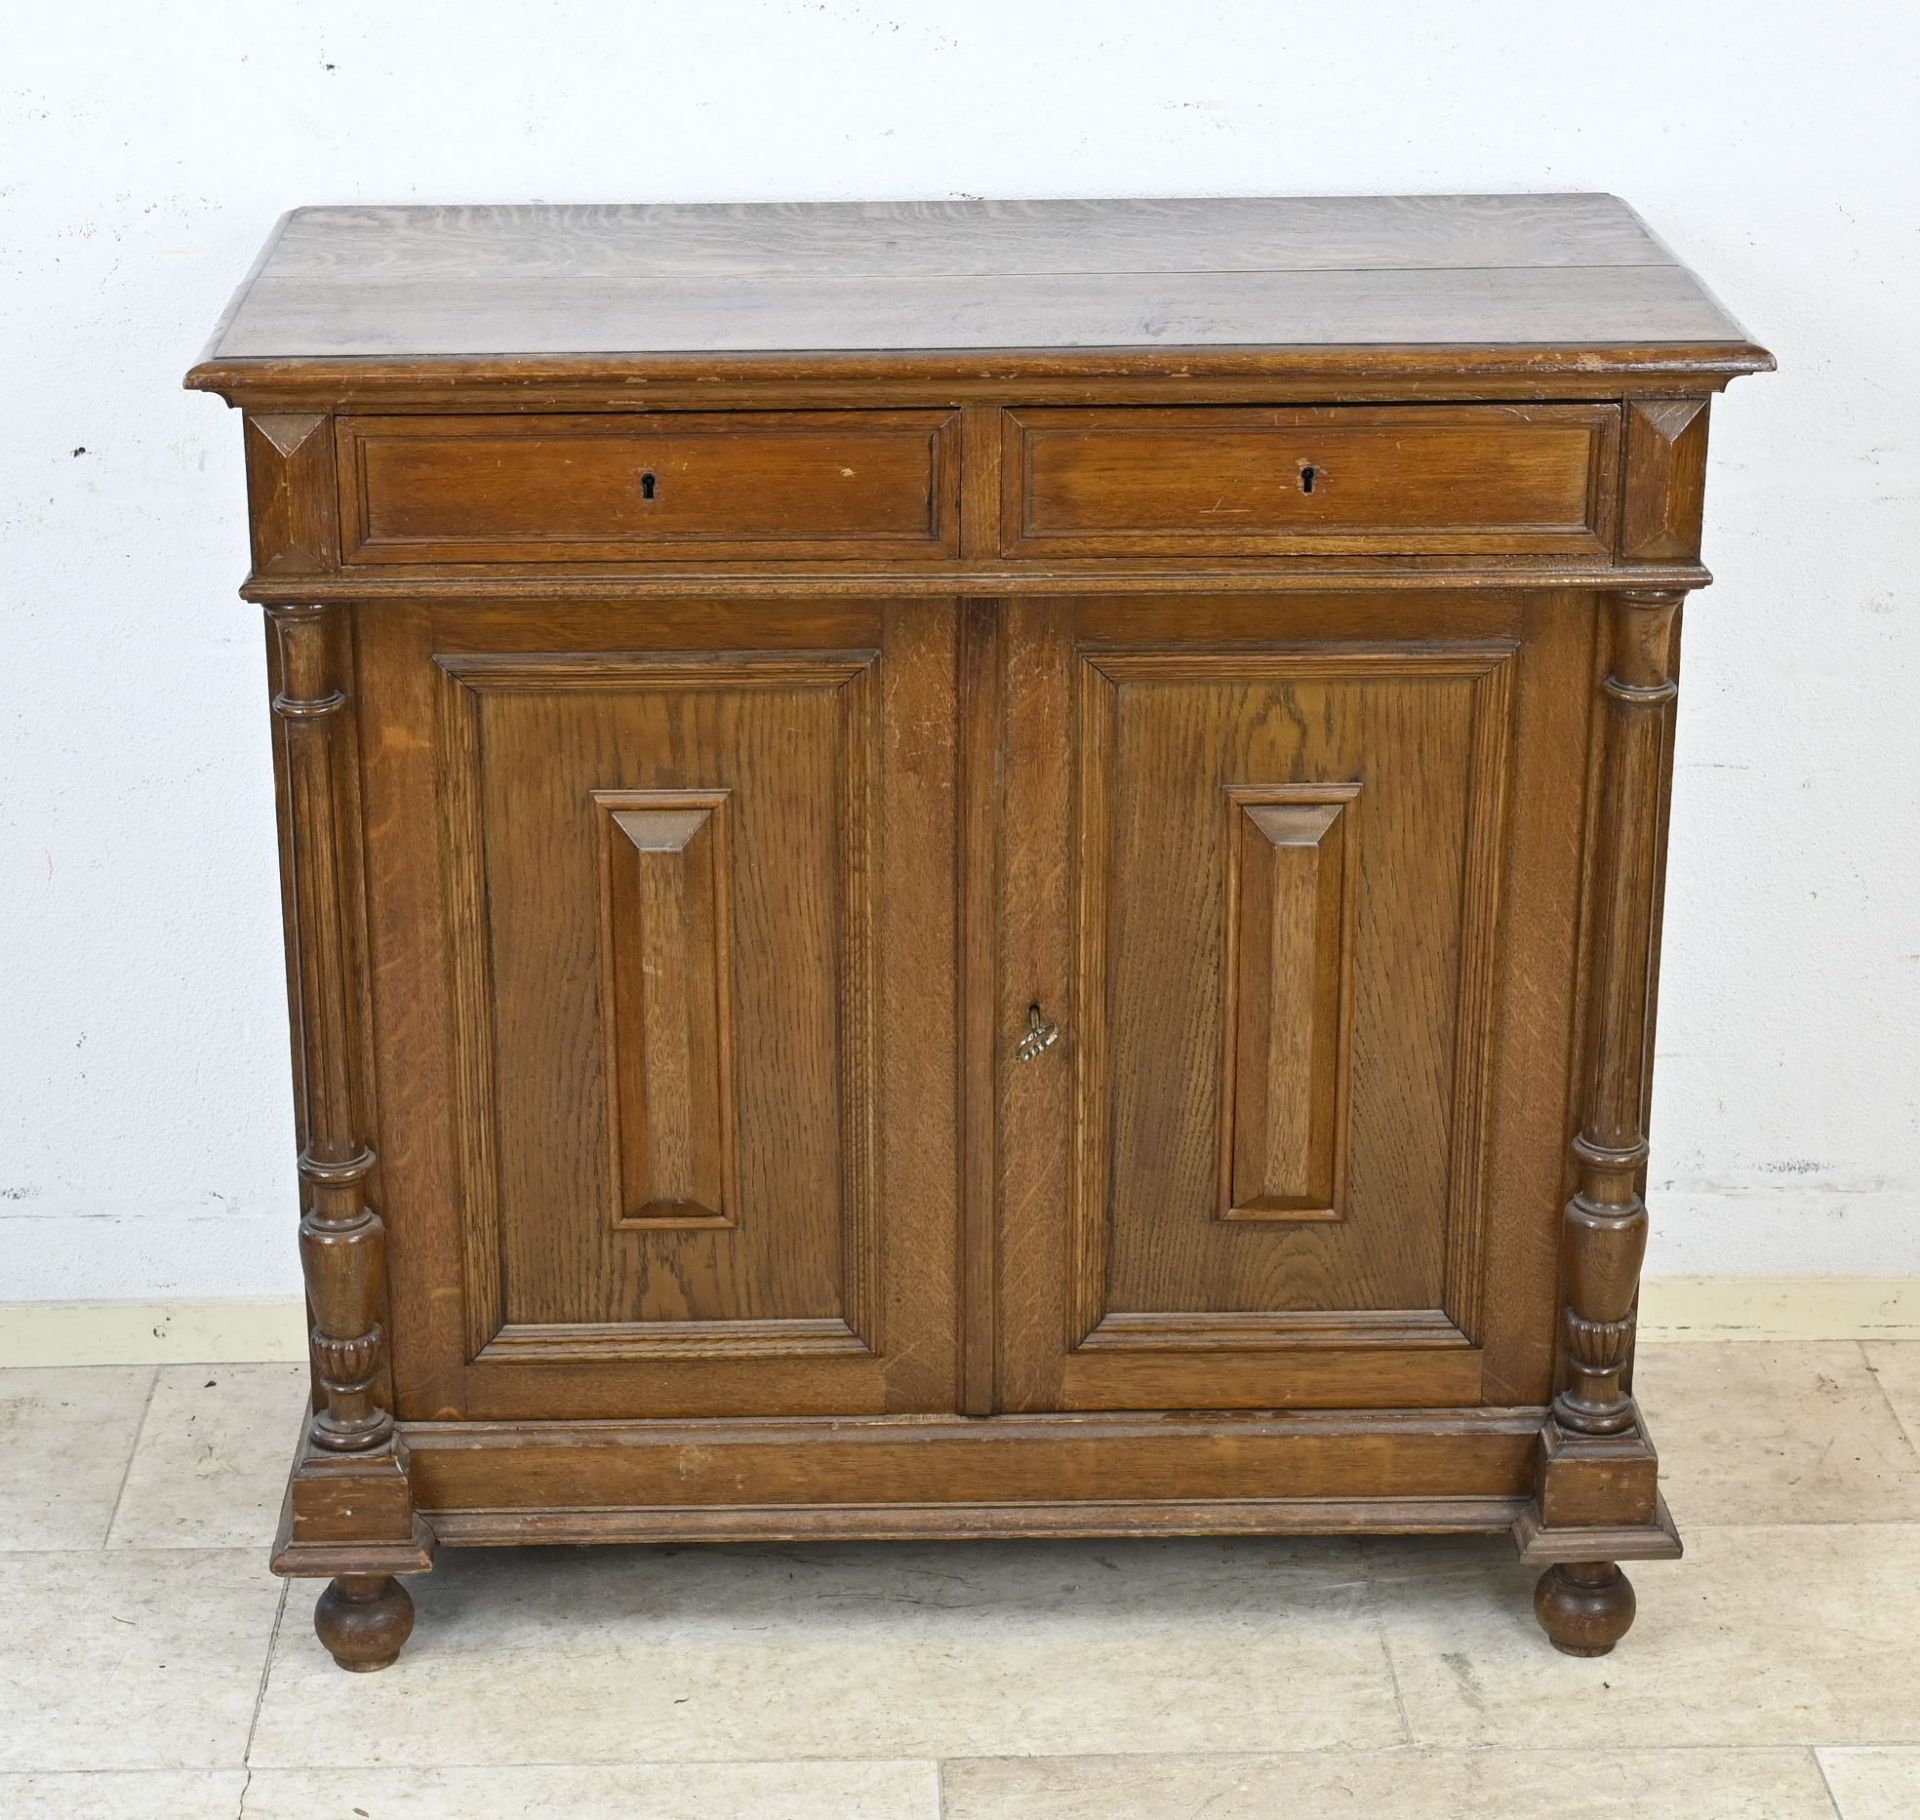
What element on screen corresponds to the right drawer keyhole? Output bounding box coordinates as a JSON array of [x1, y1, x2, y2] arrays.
[[1298, 464, 1319, 495], [639, 471, 658, 501]]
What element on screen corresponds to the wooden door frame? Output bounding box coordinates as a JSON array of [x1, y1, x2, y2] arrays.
[[989, 587, 1599, 1417]]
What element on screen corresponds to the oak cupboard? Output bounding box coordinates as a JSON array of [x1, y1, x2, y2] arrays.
[[186, 195, 1770, 1669]]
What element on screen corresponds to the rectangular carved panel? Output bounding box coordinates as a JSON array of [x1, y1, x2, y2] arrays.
[[1070, 644, 1516, 1355], [434, 650, 880, 1361], [594, 791, 736, 1230], [1221, 785, 1360, 1222]]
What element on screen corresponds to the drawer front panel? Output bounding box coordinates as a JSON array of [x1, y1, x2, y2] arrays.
[[1002, 404, 1618, 556], [339, 411, 962, 563]]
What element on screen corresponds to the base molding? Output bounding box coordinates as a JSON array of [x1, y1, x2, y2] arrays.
[[428, 1494, 1529, 1547], [270, 1431, 437, 1581], [1509, 1410, 1681, 1566], [264, 1400, 1683, 1572], [1512, 1492, 1683, 1566], [271, 1511, 437, 1580], [397, 1406, 1543, 1521], [275, 1407, 1549, 1559]]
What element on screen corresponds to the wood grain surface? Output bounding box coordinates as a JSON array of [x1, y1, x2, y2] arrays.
[[193, 194, 1761, 374]]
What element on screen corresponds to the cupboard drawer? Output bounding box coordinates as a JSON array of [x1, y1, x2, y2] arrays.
[[1000, 405, 1618, 557], [338, 410, 962, 563]]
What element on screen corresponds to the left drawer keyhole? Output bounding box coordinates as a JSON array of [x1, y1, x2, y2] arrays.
[[1299, 464, 1319, 495], [639, 471, 658, 501]]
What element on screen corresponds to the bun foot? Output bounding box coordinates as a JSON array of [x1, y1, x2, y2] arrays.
[[314, 1573, 415, 1671], [1534, 1560, 1635, 1656]]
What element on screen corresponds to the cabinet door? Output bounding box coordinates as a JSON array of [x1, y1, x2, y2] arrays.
[[363, 597, 959, 1420], [996, 593, 1596, 1414]]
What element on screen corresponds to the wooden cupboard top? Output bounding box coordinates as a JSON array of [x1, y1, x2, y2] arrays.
[[187, 195, 1770, 396]]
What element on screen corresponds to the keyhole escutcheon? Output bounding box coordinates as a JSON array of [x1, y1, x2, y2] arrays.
[[639, 471, 658, 501], [1298, 463, 1319, 495]]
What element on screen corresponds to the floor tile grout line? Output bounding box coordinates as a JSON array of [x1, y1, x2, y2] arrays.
[[203, 1743, 1920, 1781], [1858, 1337, 1920, 1467], [1810, 1744, 1848, 1820], [0, 1543, 282, 1563], [923, 1743, 1914, 1763], [22, 1745, 1918, 1780], [243, 1577, 291, 1773], [1365, 1575, 1417, 1748], [99, 1363, 161, 1549]]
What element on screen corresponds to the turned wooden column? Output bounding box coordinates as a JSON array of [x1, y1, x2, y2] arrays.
[[1555, 586, 1679, 1439], [271, 601, 394, 1456], [269, 601, 417, 1669], [1524, 585, 1685, 1655]]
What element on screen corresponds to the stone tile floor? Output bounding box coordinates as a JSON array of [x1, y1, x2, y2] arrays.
[[1, 1342, 1917, 1816]]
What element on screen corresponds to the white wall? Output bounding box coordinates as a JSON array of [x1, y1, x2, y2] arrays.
[[3, 1, 1916, 1303]]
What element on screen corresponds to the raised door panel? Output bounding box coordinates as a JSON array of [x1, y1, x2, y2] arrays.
[[361, 598, 959, 1420], [996, 592, 1595, 1414], [451, 650, 871, 1350], [1080, 643, 1508, 1344], [598, 793, 737, 1229], [1221, 787, 1359, 1222]]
